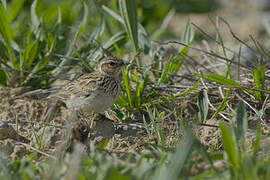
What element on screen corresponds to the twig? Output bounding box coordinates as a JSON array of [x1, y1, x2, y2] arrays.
[[153, 40, 253, 70], [228, 86, 270, 95], [8, 120, 66, 129], [191, 22, 251, 63], [54, 54, 81, 61], [199, 123, 219, 128], [218, 16, 258, 55], [235, 93, 261, 120], [249, 35, 270, 59]]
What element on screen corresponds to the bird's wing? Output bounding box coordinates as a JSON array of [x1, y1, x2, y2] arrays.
[[54, 72, 103, 101]]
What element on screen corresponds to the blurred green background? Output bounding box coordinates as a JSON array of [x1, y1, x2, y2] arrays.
[[0, 0, 219, 87]]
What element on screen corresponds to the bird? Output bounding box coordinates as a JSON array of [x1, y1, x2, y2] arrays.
[[46, 56, 125, 123]]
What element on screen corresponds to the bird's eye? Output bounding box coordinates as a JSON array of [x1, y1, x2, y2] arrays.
[[109, 61, 116, 66]]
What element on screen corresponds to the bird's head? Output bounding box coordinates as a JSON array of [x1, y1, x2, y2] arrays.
[[98, 56, 125, 78]]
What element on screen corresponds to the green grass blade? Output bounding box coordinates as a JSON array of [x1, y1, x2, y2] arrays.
[[133, 68, 140, 107], [0, 0, 6, 9], [23, 38, 55, 85], [138, 24, 151, 54], [103, 5, 149, 57], [0, 70, 7, 85], [52, 3, 88, 76], [67, 2, 88, 55], [236, 101, 247, 143], [0, 2, 16, 66], [122, 64, 134, 109], [8, 0, 25, 23], [181, 18, 194, 44], [253, 122, 262, 155], [134, 70, 148, 108], [155, 126, 195, 180], [119, 0, 138, 52], [134, 68, 146, 108], [138, 73, 148, 105], [220, 122, 239, 170], [157, 59, 170, 86], [90, 18, 105, 40], [175, 80, 200, 97], [198, 73, 241, 86], [43, 5, 62, 29], [102, 5, 124, 23], [169, 46, 188, 74], [91, 31, 127, 62], [156, 110, 165, 146], [196, 143, 219, 174], [152, 9, 175, 39], [31, 0, 39, 29], [210, 88, 231, 119], [76, 3, 88, 41], [21, 38, 39, 71], [104, 31, 127, 50], [252, 64, 265, 100], [198, 90, 209, 123]]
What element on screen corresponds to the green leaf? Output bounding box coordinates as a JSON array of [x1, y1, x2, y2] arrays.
[[0, 69, 7, 85], [8, 0, 26, 23], [52, 3, 89, 76], [0, 3, 16, 66], [43, 5, 62, 29], [31, 0, 39, 29], [122, 64, 133, 109], [155, 126, 195, 180], [158, 59, 170, 86], [0, 0, 6, 9], [90, 18, 105, 40], [98, 138, 109, 149], [104, 31, 126, 50], [90, 31, 126, 63], [21, 37, 39, 71], [22, 37, 55, 85], [176, 80, 200, 97], [169, 46, 189, 74], [66, 2, 88, 56], [252, 64, 265, 100], [253, 122, 262, 155], [220, 122, 239, 170], [134, 68, 140, 107], [102, 5, 124, 24], [178, 45, 189, 60], [103, 5, 150, 57], [236, 101, 247, 143], [119, 0, 138, 52], [152, 9, 175, 39], [106, 170, 132, 180], [133, 68, 148, 108], [181, 18, 194, 45], [196, 143, 218, 174], [137, 73, 148, 106], [138, 24, 151, 55], [76, 3, 88, 40], [199, 73, 241, 86], [198, 90, 209, 123]]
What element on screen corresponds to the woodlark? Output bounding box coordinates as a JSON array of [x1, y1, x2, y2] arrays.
[[49, 56, 125, 120]]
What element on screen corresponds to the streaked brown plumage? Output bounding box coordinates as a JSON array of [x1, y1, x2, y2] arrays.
[[49, 56, 125, 119]]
